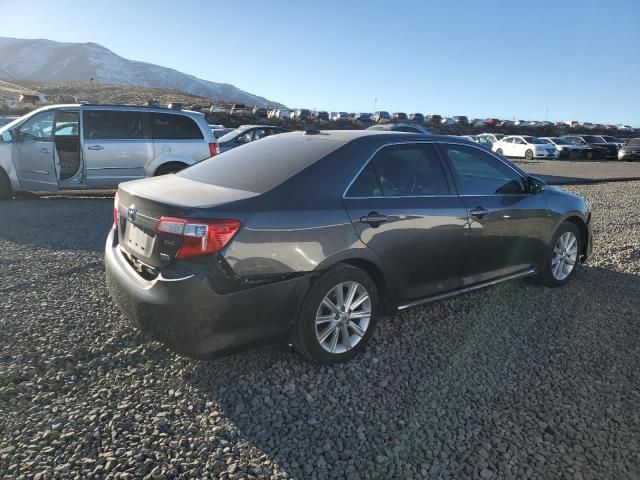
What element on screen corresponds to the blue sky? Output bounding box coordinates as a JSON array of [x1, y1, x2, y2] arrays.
[[1, 0, 639, 125]]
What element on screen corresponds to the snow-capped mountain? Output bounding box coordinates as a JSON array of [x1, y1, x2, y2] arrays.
[[0, 37, 284, 107]]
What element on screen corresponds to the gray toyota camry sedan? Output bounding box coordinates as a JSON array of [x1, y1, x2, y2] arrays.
[[106, 130, 593, 364]]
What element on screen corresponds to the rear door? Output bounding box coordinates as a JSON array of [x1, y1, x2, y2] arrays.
[[83, 109, 152, 187], [438, 142, 551, 285], [151, 112, 208, 165], [14, 110, 59, 191], [342, 142, 469, 301]]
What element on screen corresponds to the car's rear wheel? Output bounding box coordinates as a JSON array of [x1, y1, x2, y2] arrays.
[[0, 169, 11, 201], [496, 148, 503, 156], [293, 264, 379, 364], [534, 221, 581, 287], [525, 149, 534, 160]]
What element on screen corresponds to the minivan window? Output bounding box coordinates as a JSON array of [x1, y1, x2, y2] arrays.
[[152, 113, 203, 140], [83, 110, 145, 140], [18, 111, 55, 141], [347, 144, 450, 197], [442, 144, 525, 195]]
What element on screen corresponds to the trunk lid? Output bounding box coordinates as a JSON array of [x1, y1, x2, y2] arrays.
[[116, 175, 257, 268]]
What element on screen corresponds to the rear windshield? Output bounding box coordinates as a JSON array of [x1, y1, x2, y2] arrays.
[[178, 134, 344, 193]]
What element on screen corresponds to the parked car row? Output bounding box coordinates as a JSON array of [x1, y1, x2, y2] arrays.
[[486, 134, 625, 160]]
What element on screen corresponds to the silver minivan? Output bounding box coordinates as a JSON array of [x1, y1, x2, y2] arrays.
[[0, 104, 217, 199]]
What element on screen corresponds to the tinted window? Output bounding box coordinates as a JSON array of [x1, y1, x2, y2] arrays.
[[347, 144, 450, 197], [84, 110, 145, 140], [152, 113, 203, 140], [628, 139, 640, 146], [179, 134, 343, 193], [18, 111, 55, 141], [442, 144, 525, 195]]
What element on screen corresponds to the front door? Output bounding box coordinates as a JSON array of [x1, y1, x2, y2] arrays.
[[438, 143, 551, 285], [14, 111, 59, 191], [342, 143, 469, 301]]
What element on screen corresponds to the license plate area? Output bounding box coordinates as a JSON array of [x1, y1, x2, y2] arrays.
[[124, 221, 155, 258]]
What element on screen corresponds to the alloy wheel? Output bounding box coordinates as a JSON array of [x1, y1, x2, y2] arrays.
[[315, 281, 371, 354], [551, 232, 578, 281]]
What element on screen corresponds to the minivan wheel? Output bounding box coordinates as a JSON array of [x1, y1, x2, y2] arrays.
[[293, 264, 379, 364], [525, 149, 534, 160], [0, 169, 11, 200], [155, 163, 188, 176], [533, 222, 581, 287]]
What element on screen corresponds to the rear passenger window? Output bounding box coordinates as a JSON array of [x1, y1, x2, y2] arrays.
[[346, 144, 450, 197], [152, 113, 203, 140], [83, 110, 145, 140]]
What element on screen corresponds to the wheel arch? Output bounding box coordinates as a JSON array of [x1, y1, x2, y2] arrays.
[[313, 250, 397, 315], [562, 215, 589, 262], [152, 161, 189, 176]]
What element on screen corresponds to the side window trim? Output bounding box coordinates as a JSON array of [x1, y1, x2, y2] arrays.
[[343, 141, 455, 199], [435, 141, 529, 196]]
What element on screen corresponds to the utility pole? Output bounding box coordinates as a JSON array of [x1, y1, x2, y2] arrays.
[[373, 98, 377, 113]]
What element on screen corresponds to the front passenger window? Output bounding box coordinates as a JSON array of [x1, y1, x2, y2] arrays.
[[442, 144, 525, 195]]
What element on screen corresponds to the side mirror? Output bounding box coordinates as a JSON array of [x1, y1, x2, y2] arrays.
[[0, 130, 13, 143], [527, 176, 545, 194]]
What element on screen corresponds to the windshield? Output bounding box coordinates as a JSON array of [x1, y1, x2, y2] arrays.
[[0, 114, 27, 132], [179, 134, 344, 193], [601, 136, 620, 142], [217, 128, 243, 143], [538, 138, 552, 144], [628, 139, 640, 146], [522, 136, 545, 144], [551, 138, 570, 145], [582, 135, 605, 143]]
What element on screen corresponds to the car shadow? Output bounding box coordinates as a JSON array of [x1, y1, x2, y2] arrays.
[[176, 265, 639, 478]]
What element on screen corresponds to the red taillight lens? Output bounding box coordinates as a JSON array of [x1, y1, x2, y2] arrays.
[[113, 192, 119, 230], [156, 217, 240, 258], [209, 143, 219, 156]]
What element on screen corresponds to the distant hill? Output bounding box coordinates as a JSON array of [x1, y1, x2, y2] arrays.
[[0, 37, 285, 108]]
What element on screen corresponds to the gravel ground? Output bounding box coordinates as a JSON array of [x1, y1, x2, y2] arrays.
[[0, 183, 639, 480]]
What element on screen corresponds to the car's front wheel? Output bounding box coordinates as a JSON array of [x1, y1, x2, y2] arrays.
[[293, 264, 379, 364], [534, 221, 581, 287]]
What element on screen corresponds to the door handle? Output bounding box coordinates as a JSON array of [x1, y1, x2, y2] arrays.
[[87, 145, 104, 151], [40, 148, 51, 153], [360, 212, 388, 227], [470, 207, 489, 219]]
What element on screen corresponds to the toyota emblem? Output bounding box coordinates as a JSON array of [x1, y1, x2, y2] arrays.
[[127, 205, 137, 222]]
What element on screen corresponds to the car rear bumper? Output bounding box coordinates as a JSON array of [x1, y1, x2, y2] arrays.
[[104, 228, 311, 358]]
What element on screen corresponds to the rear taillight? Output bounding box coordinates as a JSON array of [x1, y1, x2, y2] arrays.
[[113, 192, 119, 230], [209, 143, 219, 156], [156, 217, 240, 258]]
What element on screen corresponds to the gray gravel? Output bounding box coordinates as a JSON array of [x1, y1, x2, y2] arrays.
[[1, 183, 639, 480]]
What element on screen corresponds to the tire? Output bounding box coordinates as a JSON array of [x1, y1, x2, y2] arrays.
[[496, 148, 503, 156], [154, 163, 187, 176], [533, 221, 581, 288], [0, 169, 11, 201], [292, 264, 380, 364], [525, 149, 534, 160], [585, 150, 593, 160]]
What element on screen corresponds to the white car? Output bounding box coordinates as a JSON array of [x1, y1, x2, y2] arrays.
[[492, 135, 559, 160], [271, 109, 289, 119], [539, 137, 585, 159]]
